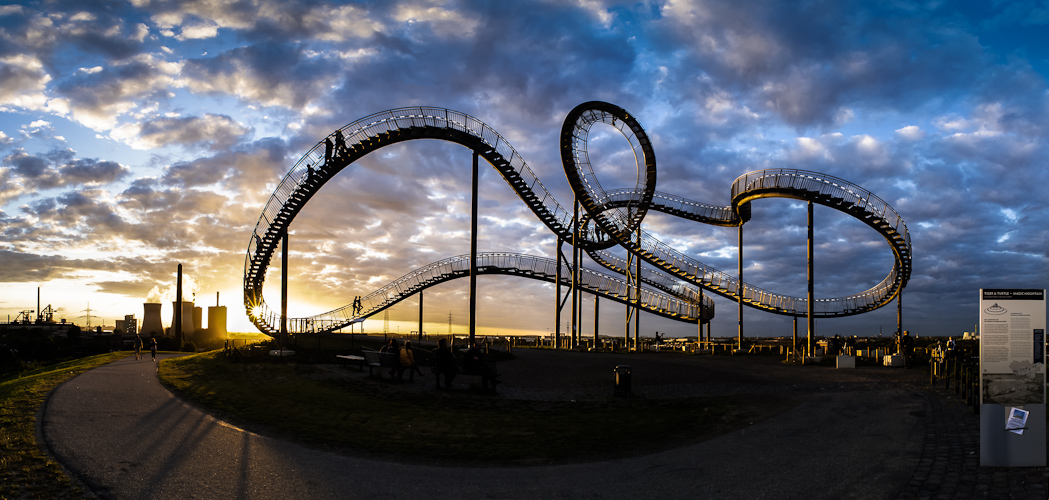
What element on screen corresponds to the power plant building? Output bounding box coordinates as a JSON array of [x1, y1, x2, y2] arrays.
[[171, 301, 195, 338], [208, 305, 227, 338], [141, 303, 164, 337]]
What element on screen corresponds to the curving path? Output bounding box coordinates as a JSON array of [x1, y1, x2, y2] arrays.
[[41, 353, 934, 500]]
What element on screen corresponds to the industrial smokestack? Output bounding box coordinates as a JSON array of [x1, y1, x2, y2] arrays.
[[208, 304, 227, 339], [142, 303, 164, 336], [176, 264, 183, 346]]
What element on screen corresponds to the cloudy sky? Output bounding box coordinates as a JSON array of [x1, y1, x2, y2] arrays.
[[1, 0, 1048, 339]]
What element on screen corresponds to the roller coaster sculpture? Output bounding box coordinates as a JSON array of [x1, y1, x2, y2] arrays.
[[244, 102, 911, 337]]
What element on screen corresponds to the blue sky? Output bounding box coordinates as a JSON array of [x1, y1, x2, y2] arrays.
[[1, 0, 1047, 339]]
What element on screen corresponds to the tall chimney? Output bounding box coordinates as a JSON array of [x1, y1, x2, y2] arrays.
[[176, 264, 183, 346]]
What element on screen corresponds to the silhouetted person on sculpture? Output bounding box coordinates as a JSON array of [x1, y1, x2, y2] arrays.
[[334, 130, 347, 154], [434, 338, 457, 389]]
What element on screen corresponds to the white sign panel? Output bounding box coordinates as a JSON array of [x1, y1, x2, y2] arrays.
[[980, 289, 1046, 405]]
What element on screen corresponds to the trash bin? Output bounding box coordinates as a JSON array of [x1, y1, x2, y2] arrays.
[[614, 365, 631, 397]]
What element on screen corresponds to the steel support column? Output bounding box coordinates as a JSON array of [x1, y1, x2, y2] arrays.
[[571, 199, 579, 348], [807, 201, 814, 357], [699, 282, 706, 346], [555, 238, 571, 349], [469, 151, 478, 345], [793, 316, 798, 358], [897, 291, 903, 340], [737, 225, 743, 351], [418, 290, 423, 343], [594, 295, 600, 349], [625, 247, 634, 349], [577, 242, 584, 348], [634, 225, 641, 350], [555, 239, 561, 349], [281, 232, 288, 352]]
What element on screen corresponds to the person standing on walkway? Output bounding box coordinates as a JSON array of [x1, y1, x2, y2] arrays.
[[134, 335, 143, 360], [434, 338, 457, 389], [150, 337, 157, 361]]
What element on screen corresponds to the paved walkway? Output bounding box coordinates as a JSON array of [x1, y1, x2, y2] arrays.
[[37, 349, 1049, 499]]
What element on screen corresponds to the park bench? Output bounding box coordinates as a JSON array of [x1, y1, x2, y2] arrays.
[[335, 354, 365, 371], [430, 356, 500, 391], [361, 350, 398, 378]]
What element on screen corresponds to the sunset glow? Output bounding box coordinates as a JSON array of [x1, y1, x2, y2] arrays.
[[2, 2, 1048, 338]]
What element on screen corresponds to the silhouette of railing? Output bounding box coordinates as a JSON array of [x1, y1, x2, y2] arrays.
[[249, 252, 712, 335]]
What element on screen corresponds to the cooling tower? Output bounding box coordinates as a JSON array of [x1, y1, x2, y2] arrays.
[[142, 303, 164, 336], [208, 306, 227, 338], [192, 306, 202, 334], [171, 301, 195, 337]]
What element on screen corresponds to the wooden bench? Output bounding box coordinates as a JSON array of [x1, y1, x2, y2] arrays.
[[431, 357, 500, 391], [361, 350, 398, 378]]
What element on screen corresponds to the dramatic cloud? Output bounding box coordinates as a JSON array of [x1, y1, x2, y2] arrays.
[[0, 0, 1046, 339]]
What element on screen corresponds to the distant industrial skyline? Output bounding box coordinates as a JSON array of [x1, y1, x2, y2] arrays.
[[2, 1, 1049, 338]]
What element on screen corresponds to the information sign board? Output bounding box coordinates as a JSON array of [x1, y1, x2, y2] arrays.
[[979, 288, 1046, 466]]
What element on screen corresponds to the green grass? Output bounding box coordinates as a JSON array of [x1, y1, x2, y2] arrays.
[[161, 351, 797, 465], [0, 352, 129, 500]]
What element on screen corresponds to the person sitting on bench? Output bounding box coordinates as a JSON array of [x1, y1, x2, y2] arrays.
[[396, 340, 424, 381]]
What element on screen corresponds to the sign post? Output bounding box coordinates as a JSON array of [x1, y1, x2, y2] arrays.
[[979, 288, 1046, 466]]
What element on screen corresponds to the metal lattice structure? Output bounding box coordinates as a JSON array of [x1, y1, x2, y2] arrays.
[[244, 102, 911, 335]]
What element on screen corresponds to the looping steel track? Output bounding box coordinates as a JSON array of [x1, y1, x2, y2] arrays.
[[244, 102, 910, 335]]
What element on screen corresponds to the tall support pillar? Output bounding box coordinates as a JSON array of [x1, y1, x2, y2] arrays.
[[807, 201, 815, 357], [897, 291, 902, 339], [634, 225, 641, 350], [469, 151, 479, 345], [577, 242, 584, 348], [625, 248, 634, 349], [418, 291, 423, 343], [281, 232, 288, 352], [792, 316, 798, 357], [698, 278, 706, 345], [571, 199, 580, 349], [594, 295, 600, 349], [555, 238, 571, 350], [737, 225, 744, 351]]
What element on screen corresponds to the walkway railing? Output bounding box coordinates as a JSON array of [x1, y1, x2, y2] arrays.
[[245, 102, 911, 335]]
